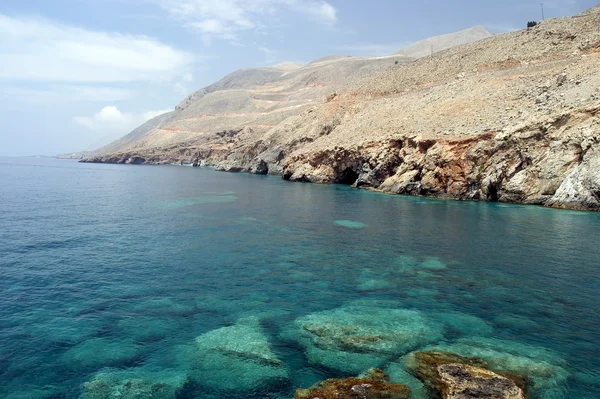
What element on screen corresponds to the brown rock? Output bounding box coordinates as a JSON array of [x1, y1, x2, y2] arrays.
[[294, 368, 411, 399], [438, 363, 526, 399], [406, 351, 528, 399]]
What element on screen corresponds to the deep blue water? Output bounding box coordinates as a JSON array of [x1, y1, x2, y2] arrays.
[[0, 156, 599, 399]]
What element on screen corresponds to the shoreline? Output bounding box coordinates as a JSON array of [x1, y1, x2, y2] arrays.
[[78, 158, 600, 213]]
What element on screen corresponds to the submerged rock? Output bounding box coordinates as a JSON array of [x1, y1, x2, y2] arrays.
[[406, 351, 526, 399], [385, 363, 430, 399], [62, 338, 143, 370], [294, 368, 411, 399], [334, 220, 368, 229], [81, 368, 186, 399], [282, 306, 443, 373], [187, 317, 290, 393], [418, 338, 569, 399]]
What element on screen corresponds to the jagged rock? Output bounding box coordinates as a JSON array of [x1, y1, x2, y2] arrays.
[[215, 160, 245, 173], [249, 159, 269, 174], [547, 148, 600, 210], [406, 351, 526, 399], [294, 368, 411, 399]]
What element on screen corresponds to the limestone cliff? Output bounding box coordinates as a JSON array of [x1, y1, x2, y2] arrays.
[[82, 8, 600, 211]]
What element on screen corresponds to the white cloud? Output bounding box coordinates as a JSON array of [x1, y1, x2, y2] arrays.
[[304, 1, 337, 24], [151, 0, 337, 42], [0, 14, 194, 83], [73, 106, 172, 135], [0, 84, 134, 105]]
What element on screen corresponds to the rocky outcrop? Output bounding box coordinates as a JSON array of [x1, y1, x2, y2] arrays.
[[294, 368, 411, 399], [406, 351, 527, 399], [81, 6, 600, 211], [546, 147, 600, 210], [281, 105, 599, 209]]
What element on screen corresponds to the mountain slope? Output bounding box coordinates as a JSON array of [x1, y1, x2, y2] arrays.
[[83, 11, 600, 211], [393, 25, 493, 58]]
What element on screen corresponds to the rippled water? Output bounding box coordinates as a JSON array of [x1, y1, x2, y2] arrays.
[[0, 157, 599, 398]]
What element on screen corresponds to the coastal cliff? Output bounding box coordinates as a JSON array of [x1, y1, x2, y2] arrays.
[[82, 6, 600, 211]]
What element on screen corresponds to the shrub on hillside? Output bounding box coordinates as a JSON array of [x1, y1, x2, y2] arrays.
[[527, 21, 538, 29]]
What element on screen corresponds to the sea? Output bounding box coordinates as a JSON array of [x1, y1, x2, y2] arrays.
[[0, 156, 599, 398]]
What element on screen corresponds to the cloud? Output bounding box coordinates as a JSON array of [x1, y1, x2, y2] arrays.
[[73, 106, 172, 135], [151, 0, 337, 42], [0, 84, 135, 105], [303, 1, 337, 24], [0, 14, 194, 83]]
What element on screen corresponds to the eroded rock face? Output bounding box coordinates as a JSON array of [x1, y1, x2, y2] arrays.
[[406, 351, 527, 399], [294, 368, 411, 399], [282, 108, 600, 210]]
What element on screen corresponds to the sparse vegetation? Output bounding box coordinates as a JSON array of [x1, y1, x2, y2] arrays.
[[527, 21, 538, 29]]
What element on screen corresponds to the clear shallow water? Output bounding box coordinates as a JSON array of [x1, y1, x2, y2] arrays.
[[0, 157, 599, 398]]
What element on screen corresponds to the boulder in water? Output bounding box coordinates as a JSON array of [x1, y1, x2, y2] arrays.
[[294, 368, 411, 399], [406, 351, 527, 399], [419, 338, 569, 398]]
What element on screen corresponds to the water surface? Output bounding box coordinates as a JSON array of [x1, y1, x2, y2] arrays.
[[0, 157, 598, 398]]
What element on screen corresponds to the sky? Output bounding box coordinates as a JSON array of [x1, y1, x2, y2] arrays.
[[0, 0, 597, 156]]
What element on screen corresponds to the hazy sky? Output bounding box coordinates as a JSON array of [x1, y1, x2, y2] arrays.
[[0, 0, 596, 156]]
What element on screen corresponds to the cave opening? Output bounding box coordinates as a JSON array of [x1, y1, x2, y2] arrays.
[[337, 168, 359, 185], [487, 183, 499, 201]]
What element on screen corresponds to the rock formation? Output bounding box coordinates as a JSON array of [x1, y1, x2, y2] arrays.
[[82, 6, 600, 211], [406, 351, 527, 399], [280, 305, 443, 374], [294, 368, 411, 399], [187, 317, 290, 393]]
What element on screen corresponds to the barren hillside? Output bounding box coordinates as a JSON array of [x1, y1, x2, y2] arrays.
[[83, 8, 600, 211]]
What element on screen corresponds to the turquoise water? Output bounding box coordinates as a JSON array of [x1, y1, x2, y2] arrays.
[[0, 157, 599, 398]]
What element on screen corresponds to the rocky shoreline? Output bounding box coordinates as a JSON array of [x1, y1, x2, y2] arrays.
[[82, 114, 600, 212]]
